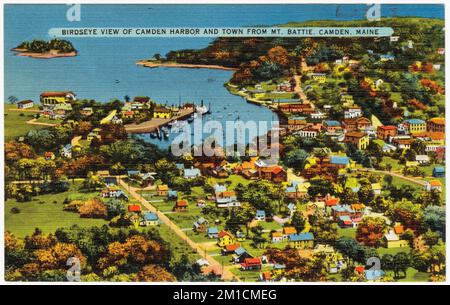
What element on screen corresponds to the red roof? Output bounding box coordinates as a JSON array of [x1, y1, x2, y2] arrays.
[[218, 230, 233, 238], [379, 125, 397, 130], [225, 243, 241, 251], [394, 225, 404, 235], [241, 258, 261, 267], [271, 166, 284, 174], [40, 91, 73, 97], [128, 204, 141, 212], [176, 200, 188, 207], [355, 266, 365, 274], [325, 197, 339, 206]]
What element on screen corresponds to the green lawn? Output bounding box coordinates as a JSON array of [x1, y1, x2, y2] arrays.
[[380, 156, 403, 171], [5, 183, 107, 238], [4, 106, 44, 141], [377, 246, 410, 256], [337, 227, 356, 239]]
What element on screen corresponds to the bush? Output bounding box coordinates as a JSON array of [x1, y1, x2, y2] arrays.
[[10, 207, 21, 214]]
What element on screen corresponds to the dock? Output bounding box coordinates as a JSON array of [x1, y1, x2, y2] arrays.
[[124, 107, 195, 134]]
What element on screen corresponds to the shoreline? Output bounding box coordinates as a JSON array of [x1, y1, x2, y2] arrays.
[[11, 48, 77, 59], [136, 60, 238, 71]]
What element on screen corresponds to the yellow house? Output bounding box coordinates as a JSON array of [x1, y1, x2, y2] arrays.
[[153, 107, 172, 119], [217, 230, 235, 247], [288, 232, 314, 249], [384, 230, 409, 248], [309, 73, 326, 83], [40, 91, 76, 105], [344, 132, 370, 150], [404, 119, 426, 134]]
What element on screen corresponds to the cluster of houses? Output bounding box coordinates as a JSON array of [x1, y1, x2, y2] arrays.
[[38, 91, 76, 119]]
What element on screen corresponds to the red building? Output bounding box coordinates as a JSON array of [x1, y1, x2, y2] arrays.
[[377, 125, 397, 140]]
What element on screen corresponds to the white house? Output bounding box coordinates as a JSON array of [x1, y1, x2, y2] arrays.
[[344, 106, 362, 119], [415, 155, 430, 164]]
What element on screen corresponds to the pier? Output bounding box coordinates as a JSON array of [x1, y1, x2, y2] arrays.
[[124, 107, 195, 134]]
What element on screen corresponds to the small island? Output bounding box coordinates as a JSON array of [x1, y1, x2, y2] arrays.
[[11, 39, 77, 59]]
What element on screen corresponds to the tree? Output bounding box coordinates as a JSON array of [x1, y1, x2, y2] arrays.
[[423, 206, 445, 239], [357, 184, 375, 205], [309, 216, 338, 244], [290, 211, 306, 232], [356, 217, 386, 247], [267, 46, 289, 66], [78, 198, 107, 219], [387, 199, 424, 232], [307, 178, 335, 198], [135, 264, 176, 282], [393, 252, 410, 279], [381, 254, 394, 274], [8, 96, 18, 104], [284, 148, 308, 172], [105, 199, 126, 220]]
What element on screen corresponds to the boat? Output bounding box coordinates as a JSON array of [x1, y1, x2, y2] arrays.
[[150, 132, 157, 139], [196, 99, 209, 115]]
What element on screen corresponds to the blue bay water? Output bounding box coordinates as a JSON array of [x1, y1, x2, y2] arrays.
[[3, 4, 444, 148]]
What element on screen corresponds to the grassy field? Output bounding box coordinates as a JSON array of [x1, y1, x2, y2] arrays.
[[4, 106, 44, 141], [5, 182, 107, 238], [380, 156, 403, 171], [337, 227, 357, 239]]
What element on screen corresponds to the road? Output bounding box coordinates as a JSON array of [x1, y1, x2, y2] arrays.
[[117, 177, 237, 281], [26, 118, 57, 127], [355, 168, 427, 186]]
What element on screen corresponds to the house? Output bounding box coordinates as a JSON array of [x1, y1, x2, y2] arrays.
[[278, 103, 314, 114], [392, 137, 412, 150], [271, 232, 284, 243], [215, 190, 238, 207], [437, 48, 445, 55], [257, 165, 287, 183], [259, 271, 272, 282], [167, 190, 178, 200], [127, 170, 141, 178], [427, 117, 445, 133], [80, 107, 93, 116], [17, 100, 34, 109], [310, 111, 327, 120], [221, 243, 241, 256], [344, 132, 370, 150], [323, 120, 342, 134], [344, 106, 362, 119], [141, 212, 159, 226], [156, 184, 169, 196], [371, 183, 382, 196], [40, 91, 76, 105], [61, 144, 73, 158], [288, 233, 314, 249], [282, 227, 297, 240], [173, 199, 189, 212], [287, 116, 307, 132], [207, 227, 219, 239], [44, 152, 55, 160], [233, 247, 253, 263], [218, 230, 236, 247], [193, 217, 209, 233], [379, 54, 395, 61], [308, 73, 326, 83], [377, 125, 397, 140], [415, 155, 430, 164], [384, 230, 408, 248], [342, 117, 371, 132], [196, 199, 206, 208], [297, 127, 318, 138], [153, 107, 172, 119], [184, 167, 201, 179], [115, 190, 129, 201], [425, 180, 442, 192], [432, 167, 445, 178], [404, 119, 426, 134], [255, 210, 266, 221], [330, 155, 350, 168], [236, 231, 246, 242], [240, 258, 262, 271], [127, 204, 141, 213]]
